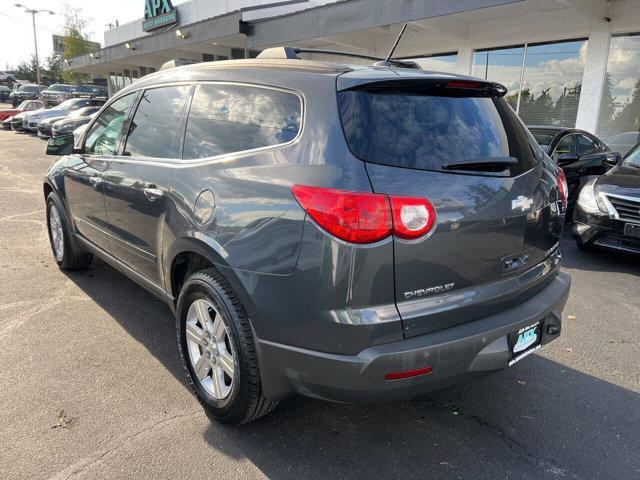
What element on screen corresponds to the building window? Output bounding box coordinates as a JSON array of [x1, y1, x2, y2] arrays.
[[473, 46, 525, 111], [402, 52, 458, 74], [597, 33, 640, 155], [473, 39, 587, 127]]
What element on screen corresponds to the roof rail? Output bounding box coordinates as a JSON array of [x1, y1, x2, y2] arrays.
[[159, 58, 200, 71], [256, 47, 421, 69]]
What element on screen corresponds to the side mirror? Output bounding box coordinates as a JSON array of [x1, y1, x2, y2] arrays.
[[46, 134, 76, 156], [604, 152, 622, 166], [557, 153, 579, 165]]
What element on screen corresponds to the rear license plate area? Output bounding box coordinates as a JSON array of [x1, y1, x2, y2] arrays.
[[624, 223, 640, 239], [508, 321, 541, 366]]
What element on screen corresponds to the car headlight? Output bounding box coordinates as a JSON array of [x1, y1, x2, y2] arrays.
[[577, 180, 602, 214]]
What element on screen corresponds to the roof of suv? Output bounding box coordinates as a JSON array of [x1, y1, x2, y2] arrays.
[[119, 58, 492, 99]]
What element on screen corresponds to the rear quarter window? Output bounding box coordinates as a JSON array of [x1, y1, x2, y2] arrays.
[[183, 84, 301, 160], [338, 81, 541, 176]]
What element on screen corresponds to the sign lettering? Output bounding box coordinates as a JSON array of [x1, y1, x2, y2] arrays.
[[143, 0, 178, 32]]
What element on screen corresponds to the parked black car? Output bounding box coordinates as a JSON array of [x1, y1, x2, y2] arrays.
[[529, 126, 621, 209], [71, 85, 107, 99], [573, 142, 640, 254], [0, 85, 11, 102], [41, 84, 76, 107], [42, 50, 570, 424], [49, 107, 102, 137], [9, 84, 40, 107]]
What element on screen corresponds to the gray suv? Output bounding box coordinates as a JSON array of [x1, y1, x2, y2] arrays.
[[43, 52, 571, 424]]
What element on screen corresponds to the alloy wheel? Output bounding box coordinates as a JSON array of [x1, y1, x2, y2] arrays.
[[49, 204, 64, 262], [185, 299, 236, 399]]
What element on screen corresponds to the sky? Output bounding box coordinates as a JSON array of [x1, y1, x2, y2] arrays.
[[0, 0, 188, 70]]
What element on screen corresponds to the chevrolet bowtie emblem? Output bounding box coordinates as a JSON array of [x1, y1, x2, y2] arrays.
[[512, 196, 534, 212]]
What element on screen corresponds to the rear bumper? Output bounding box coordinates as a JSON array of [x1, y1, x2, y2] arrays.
[[257, 271, 571, 402]]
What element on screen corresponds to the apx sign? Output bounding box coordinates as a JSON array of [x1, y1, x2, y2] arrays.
[[142, 0, 179, 32]]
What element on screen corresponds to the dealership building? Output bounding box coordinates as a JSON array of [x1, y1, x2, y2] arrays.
[[65, 0, 640, 146]]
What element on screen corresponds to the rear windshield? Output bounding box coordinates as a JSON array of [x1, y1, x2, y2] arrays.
[[338, 81, 542, 176], [20, 85, 39, 92]]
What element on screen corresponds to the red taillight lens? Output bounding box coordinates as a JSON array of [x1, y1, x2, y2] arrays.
[[390, 196, 436, 240], [291, 185, 392, 244], [292, 185, 437, 244], [557, 168, 568, 209]]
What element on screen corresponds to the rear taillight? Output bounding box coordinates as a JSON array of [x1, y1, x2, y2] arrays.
[[389, 196, 436, 240], [557, 168, 568, 209], [291, 185, 436, 244], [291, 185, 392, 244]]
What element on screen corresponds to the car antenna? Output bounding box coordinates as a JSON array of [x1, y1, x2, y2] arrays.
[[374, 23, 409, 67]]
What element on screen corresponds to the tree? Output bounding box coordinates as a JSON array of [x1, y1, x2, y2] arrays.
[[44, 54, 64, 84], [61, 4, 92, 84], [596, 73, 620, 132], [15, 56, 42, 83], [612, 79, 640, 133]]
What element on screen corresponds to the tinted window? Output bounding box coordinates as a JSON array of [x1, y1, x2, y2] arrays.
[[624, 143, 640, 167], [576, 135, 598, 155], [123, 86, 190, 159], [84, 93, 136, 156], [530, 131, 556, 149], [183, 84, 301, 160], [21, 85, 39, 92], [553, 135, 576, 160], [338, 83, 539, 175]]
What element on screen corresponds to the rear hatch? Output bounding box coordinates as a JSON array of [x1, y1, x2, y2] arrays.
[[337, 73, 565, 338]]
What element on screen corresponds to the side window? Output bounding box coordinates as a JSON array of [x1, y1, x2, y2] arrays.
[[183, 84, 302, 160], [84, 93, 136, 156], [577, 135, 598, 156], [552, 134, 576, 161], [123, 85, 191, 159]]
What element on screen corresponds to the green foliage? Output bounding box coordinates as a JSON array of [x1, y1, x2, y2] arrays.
[[45, 55, 64, 84], [61, 4, 92, 84], [611, 79, 640, 133], [15, 56, 41, 83]]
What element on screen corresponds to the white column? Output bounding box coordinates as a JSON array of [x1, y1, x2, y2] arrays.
[[457, 43, 474, 76], [575, 21, 611, 133], [455, 24, 475, 76]]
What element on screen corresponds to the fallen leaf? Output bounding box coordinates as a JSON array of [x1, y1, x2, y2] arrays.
[[567, 315, 576, 320], [51, 410, 71, 429]]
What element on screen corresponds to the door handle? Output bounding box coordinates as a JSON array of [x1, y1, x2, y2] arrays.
[[89, 176, 103, 188], [143, 187, 164, 201]]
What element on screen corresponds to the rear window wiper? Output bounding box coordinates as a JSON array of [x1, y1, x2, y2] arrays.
[[441, 157, 518, 173]]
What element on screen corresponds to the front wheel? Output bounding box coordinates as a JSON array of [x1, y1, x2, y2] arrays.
[[46, 192, 93, 270], [176, 269, 277, 424]]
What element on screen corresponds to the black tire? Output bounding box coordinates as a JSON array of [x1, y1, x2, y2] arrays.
[[176, 268, 277, 425], [46, 191, 93, 271]]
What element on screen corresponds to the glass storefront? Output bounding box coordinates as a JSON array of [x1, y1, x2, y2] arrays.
[[473, 46, 525, 111], [597, 33, 640, 155], [404, 53, 459, 74], [473, 39, 587, 127]]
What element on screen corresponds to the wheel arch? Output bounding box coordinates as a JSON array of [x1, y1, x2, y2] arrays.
[[165, 236, 256, 322]]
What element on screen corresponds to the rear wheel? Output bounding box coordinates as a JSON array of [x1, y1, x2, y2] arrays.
[[46, 192, 93, 270], [176, 268, 277, 424]]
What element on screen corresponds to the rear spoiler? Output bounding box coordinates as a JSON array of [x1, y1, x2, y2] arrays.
[[337, 77, 508, 98]]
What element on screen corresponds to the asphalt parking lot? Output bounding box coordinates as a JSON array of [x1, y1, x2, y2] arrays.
[[0, 108, 639, 480]]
